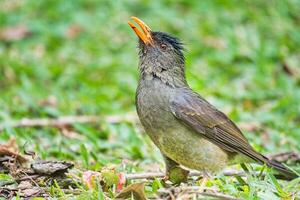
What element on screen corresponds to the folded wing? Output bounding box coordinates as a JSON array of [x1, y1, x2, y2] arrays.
[[170, 88, 267, 163]]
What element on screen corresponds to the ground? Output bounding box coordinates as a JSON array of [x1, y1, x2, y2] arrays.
[[0, 0, 300, 199]]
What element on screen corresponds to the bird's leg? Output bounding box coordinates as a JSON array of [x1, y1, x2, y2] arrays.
[[162, 155, 189, 185], [198, 171, 211, 192]]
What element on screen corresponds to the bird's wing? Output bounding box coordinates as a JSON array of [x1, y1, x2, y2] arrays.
[[170, 88, 267, 163]]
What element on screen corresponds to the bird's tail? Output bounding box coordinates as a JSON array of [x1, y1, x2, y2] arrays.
[[266, 159, 298, 180], [246, 149, 298, 180]]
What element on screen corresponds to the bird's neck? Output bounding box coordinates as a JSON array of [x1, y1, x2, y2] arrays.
[[139, 65, 188, 88]]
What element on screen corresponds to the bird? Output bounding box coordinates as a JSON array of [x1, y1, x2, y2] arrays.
[[128, 16, 298, 183]]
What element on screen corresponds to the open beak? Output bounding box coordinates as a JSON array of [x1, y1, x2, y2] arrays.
[[128, 16, 154, 46]]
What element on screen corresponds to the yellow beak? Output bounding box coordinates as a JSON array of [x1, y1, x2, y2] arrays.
[[128, 16, 154, 46]]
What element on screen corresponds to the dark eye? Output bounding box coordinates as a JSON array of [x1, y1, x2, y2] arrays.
[[160, 43, 167, 50]]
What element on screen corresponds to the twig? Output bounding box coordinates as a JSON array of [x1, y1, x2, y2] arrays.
[[268, 151, 300, 163], [158, 186, 242, 200], [126, 172, 165, 179], [16, 174, 41, 182], [195, 192, 242, 200], [126, 169, 249, 180], [0, 113, 138, 131]]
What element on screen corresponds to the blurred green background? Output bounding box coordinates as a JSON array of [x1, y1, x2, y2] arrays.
[[0, 0, 300, 198]]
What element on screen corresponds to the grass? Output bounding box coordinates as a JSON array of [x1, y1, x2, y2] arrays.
[[0, 0, 300, 199]]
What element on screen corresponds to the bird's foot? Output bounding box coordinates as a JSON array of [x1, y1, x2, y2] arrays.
[[197, 172, 211, 192], [163, 166, 189, 185], [161, 175, 171, 188]]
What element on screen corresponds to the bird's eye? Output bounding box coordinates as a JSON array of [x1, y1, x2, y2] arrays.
[[160, 43, 167, 50]]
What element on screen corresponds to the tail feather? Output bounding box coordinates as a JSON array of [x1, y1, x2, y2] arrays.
[[266, 159, 298, 180], [247, 149, 298, 180]]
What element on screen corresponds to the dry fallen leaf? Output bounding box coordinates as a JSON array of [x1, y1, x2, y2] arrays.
[[1, 137, 18, 152], [19, 187, 41, 197], [0, 137, 27, 163], [17, 181, 33, 190], [31, 160, 74, 175], [115, 182, 147, 200]]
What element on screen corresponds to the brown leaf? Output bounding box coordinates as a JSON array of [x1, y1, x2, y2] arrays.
[[0, 25, 31, 41], [17, 181, 33, 190], [31, 160, 74, 175], [0, 138, 27, 163], [1, 137, 17, 151], [19, 187, 41, 197], [115, 182, 147, 200]]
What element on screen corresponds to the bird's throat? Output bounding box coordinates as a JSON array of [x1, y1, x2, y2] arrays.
[[140, 71, 186, 88]]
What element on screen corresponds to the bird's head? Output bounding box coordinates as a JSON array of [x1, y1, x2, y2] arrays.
[[128, 17, 187, 87]]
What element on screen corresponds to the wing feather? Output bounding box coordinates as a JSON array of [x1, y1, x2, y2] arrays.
[[170, 89, 267, 163]]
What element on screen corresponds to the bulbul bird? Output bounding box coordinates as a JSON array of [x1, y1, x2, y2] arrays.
[[128, 16, 298, 183]]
